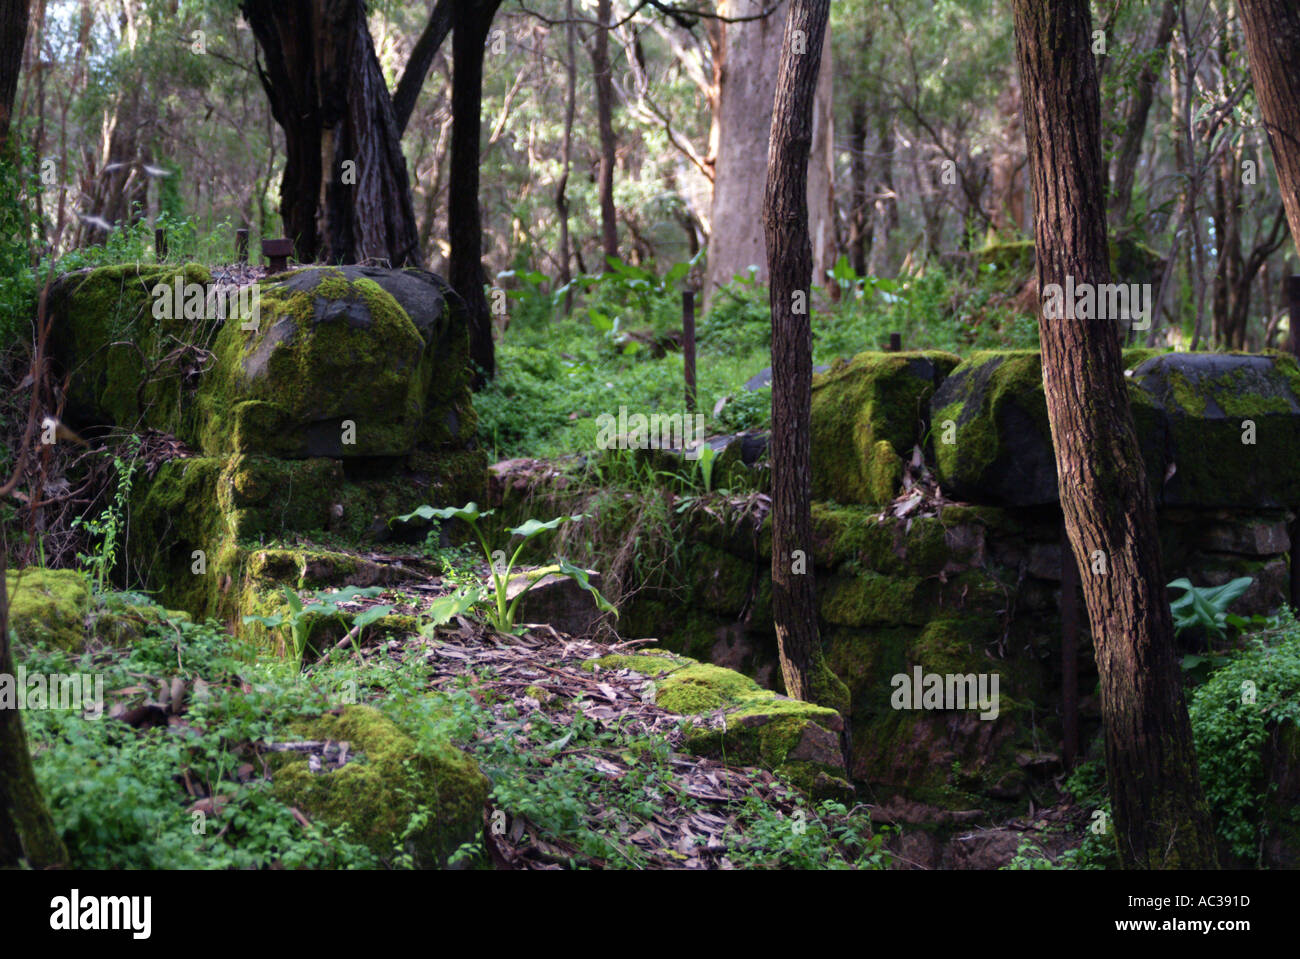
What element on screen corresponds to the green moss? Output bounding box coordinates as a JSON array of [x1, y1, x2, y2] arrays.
[[50, 264, 216, 443], [4, 568, 92, 651], [819, 571, 929, 627], [931, 350, 1048, 495], [655, 662, 775, 713], [582, 650, 695, 676], [270, 705, 489, 868], [809, 504, 958, 576], [197, 268, 427, 458], [810, 350, 959, 505]]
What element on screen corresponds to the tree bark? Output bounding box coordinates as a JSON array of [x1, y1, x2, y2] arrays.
[[556, 0, 576, 310], [0, 0, 30, 151], [591, 0, 618, 264], [1011, 0, 1218, 869], [848, 98, 870, 275], [1108, 0, 1177, 227], [0, 558, 68, 869], [242, 0, 424, 267], [392, 0, 452, 136], [764, 0, 846, 721], [1237, 0, 1300, 256], [316, 0, 423, 266], [450, 0, 502, 383], [706, 0, 834, 305]]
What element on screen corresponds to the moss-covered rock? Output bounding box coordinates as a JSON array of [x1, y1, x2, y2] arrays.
[[48, 263, 218, 443], [930, 350, 1057, 505], [810, 351, 960, 505], [584, 650, 851, 799], [270, 705, 489, 868], [1129, 352, 1300, 508], [197, 267, 430, 458], [4, 568, 92, 650]]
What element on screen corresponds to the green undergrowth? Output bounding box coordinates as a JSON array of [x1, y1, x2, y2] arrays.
[[16, 587, 886, 870], [475, 261, 1040, 461]]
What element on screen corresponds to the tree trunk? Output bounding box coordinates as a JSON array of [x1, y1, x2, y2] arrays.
[[556, 0, 576, 310], [0, 0, 30, 151], [592, 0, 618, 264], [848, 98, 870, 276], [764, 0, 846, 722], [706, 0, 834, 305], [1237, 0, 1300, 256], [449, 0, 502, 384], [315, 0, 422, 266], [1108, 0, 1177, 227], [1011, 0, 1218, 869], [0, 559, 68, 869], [242, 0, 425, 267]]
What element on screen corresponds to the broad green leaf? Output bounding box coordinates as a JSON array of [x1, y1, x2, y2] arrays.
[[351, 605, 393, 631], [555, 559, 619, 616], [508, 514, 584, 539], [422, 589, 483, 630], [394, 502, 489, 525]]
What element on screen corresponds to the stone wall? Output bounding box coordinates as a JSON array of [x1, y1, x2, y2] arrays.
[[489, 347, 1300, 824], [48, 263, 485, 628]]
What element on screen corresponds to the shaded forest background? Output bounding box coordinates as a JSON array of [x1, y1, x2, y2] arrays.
[[1, 0, 1292, 353]]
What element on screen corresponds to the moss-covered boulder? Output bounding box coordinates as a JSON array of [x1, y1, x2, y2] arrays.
[[930, 350, 1057, 505], [4, 568, 92, 650], [584, 650, 852, 799], [810, 351, 959, 505], [1128, 352, 1300, 507], [932, 350, 1300, 508], [270, 705, 489, 868], [197, 267, 436, 458], [48, 263, 218, 443]]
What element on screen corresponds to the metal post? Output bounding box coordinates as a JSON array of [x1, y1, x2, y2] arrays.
[[236, 228, 249, 264], [889, 331, 902, 352], [262, 237, 293, 275], [1289, 275, 1300, 358], [683, 290, 697, 414], [1060, 521, 1080, 770]]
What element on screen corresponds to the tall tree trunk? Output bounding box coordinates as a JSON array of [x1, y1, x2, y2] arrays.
[[450, 0, 502, 384], [556, 0, 576, 310], [243, 0, 429, 266], [1108, 0, 1178, 227], [1011, 0, 1218, 869], [1237, 0, 1300, 255], [592, 0, 618, 263], [848, 98, 870, 275], [243, 0, 323, 261], [764, 0, 846, 722], [0, 0, 29, 151], [315, 0, 422, 266], [0, 558, 68, 869], [706, 0, 834, 305]]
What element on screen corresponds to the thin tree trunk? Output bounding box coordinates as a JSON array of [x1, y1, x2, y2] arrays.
[[1237, 1, 1300, 255], [592, 0, 618, 263], [0, 0, 30, 151], [556, 0, 576, 311], [449, 0, 502, 384], [848, 99, 869, 276], [1011, 0, 1218, 870], [1109, 0, 1178, 226], [764, 0, 845, 722]]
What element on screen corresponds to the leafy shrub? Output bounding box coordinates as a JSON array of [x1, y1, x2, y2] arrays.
[[1188, 608, 1300, 861]]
